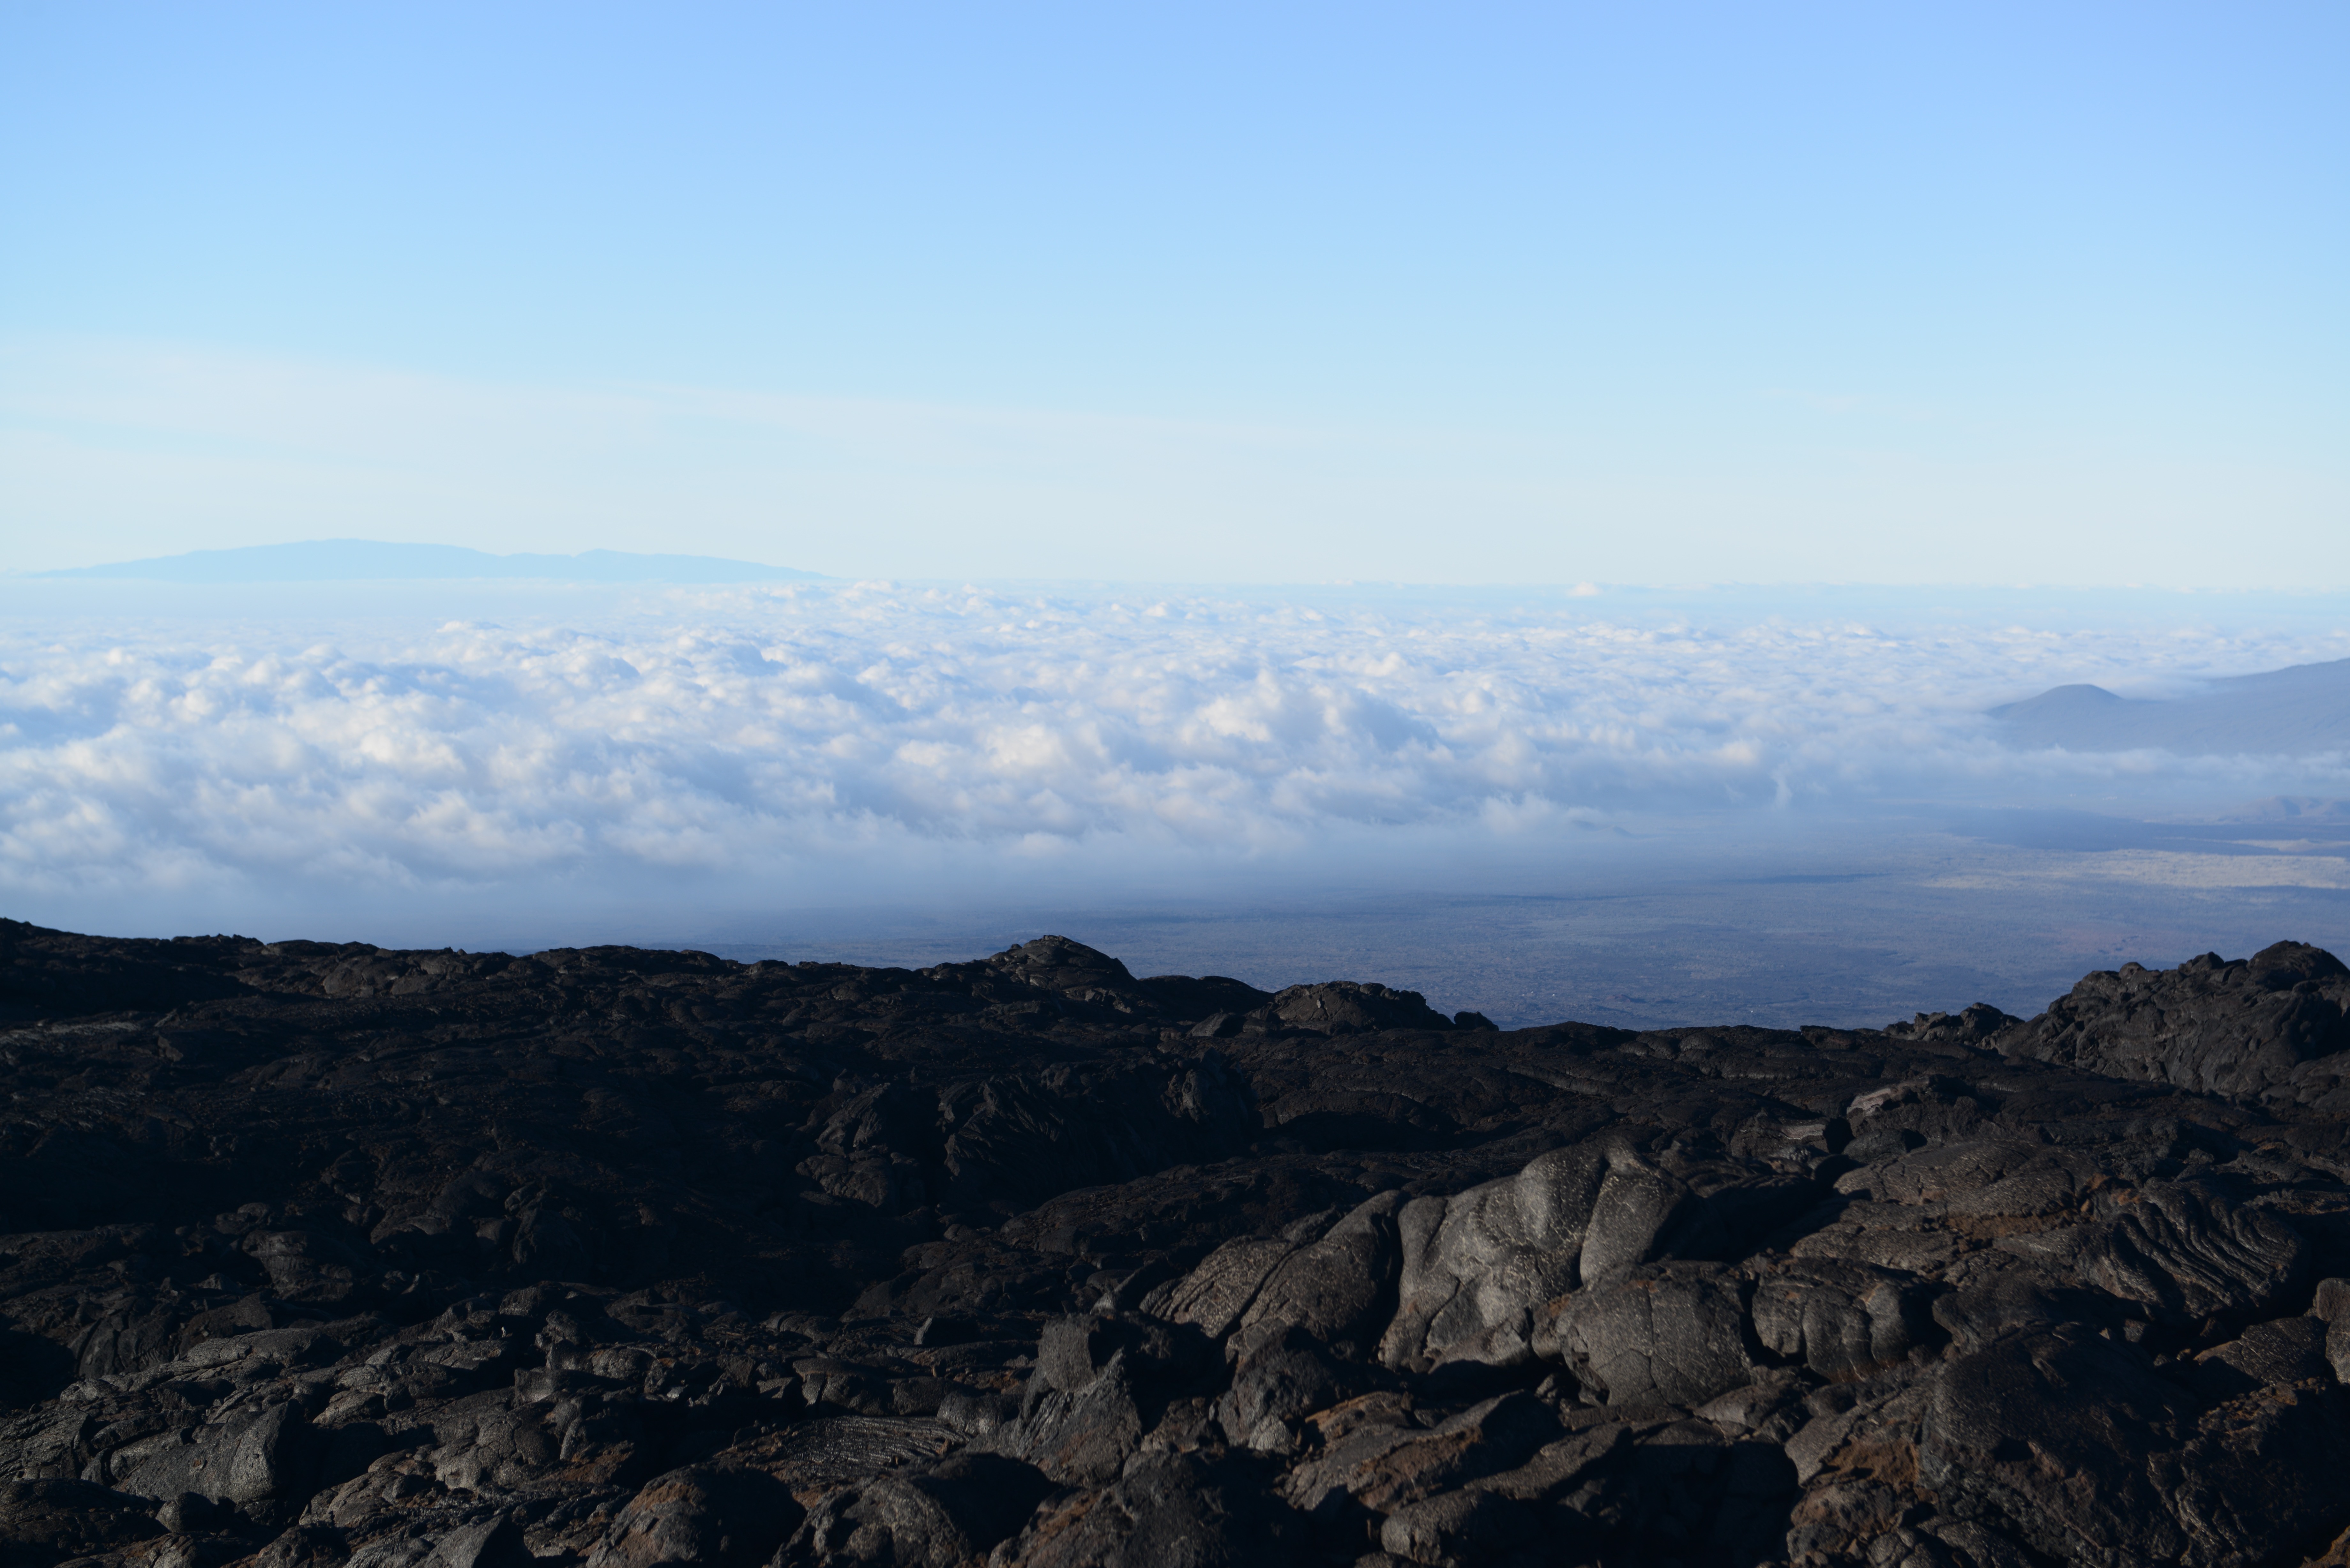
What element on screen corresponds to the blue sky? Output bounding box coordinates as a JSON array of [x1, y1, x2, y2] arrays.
[[3, 3, 2343, 584]]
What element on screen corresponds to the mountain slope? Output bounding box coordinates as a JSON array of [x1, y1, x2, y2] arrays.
[[1991, 656, 2350, 754]]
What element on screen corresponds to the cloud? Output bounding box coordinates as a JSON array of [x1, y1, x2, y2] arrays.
[[5, 582, 2348, 938]]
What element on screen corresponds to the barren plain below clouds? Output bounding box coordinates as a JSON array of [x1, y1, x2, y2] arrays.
[[704, 807, 2350, 1032]]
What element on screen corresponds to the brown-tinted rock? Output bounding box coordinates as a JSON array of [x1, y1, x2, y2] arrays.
[[585, 1465, 803, 1568], [0, 1477, 163, 1568], [990, 1451, 1303, 1567]]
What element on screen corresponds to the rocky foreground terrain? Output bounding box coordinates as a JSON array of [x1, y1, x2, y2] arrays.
[[6, 922, 2350, 1568]]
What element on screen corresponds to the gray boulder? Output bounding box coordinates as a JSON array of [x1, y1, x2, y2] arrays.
[[1930, 1263, 2107, 1352], [1227, 1190, 1404, 1362], [1575, 1155, 1731, 1286], [1535, 1261, 1757, 1410], [1379, 1143, 1613, 1374], [2317, 1276, 2350, 1383], [1282, 1391, 1559, 1519], [2187, 1316, 2333, 1401], [1142, 1235, 1294, 1340], [110, 1401, 319, 1508], [983, 1312, 1218, 1486], [986, 934, 1150, 1010], [340, 1515, 531, 1568], [1378, 1486, 1535, 1564], [1746, 1256, 1940, 1381], [990, 1350, 1146, 1485]]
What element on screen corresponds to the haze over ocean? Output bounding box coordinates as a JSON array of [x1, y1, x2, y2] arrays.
[[4, 6, 2345, 1026]]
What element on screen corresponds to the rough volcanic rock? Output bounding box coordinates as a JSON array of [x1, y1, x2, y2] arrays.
[[1266, 981, 1455, 1036], [1225, 1189, 1403, 1362], [1214, 1327, 1378, 1454], [1537, 1262, 1759, 1410], [1744, 1256, 1940, 1383], [0, 1478, 163, 1568], [990, 1450, 1305, 1566], [2074, 1178, 2310, 1328], [1921, 1326, 2350, 1568], [778, 1450, 1047, 1566], [1998, 942, 2350, 1103], [9, 917, 2350, 1566], [1379, 1142, 1613, 1374], [586, 1465, 802, 1568]]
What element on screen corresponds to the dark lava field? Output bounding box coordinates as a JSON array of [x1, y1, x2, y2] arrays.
[[6, 920, 2350, 1568]]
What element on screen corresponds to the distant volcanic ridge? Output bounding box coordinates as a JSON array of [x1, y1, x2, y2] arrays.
[[1991, 656, 2350, 755]]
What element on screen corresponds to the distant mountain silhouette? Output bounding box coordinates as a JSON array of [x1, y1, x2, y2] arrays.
[[34, 540, 823, 584], [2219, 795, 2350, 825], [1990, 658, 2350, 755]]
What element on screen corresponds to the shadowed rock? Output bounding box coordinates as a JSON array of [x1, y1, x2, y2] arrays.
[[778, 1451, 1049, 1567], [991, 1451, 1305, 1567], [1266, 981, 1455, 1036], [0, 1478, 164, 1567], [585, 1465, 803, 1568], [1535, 1262, 1758, 1410], [1999, 942, 2350, 1101], [2075, 1179, 2309, 1328], [5, 918, 2350, 1568], [1226, 1190, 1404, 1362]]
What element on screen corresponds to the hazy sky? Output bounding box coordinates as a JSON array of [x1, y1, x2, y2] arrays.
[[4, 3, 2344, 585]]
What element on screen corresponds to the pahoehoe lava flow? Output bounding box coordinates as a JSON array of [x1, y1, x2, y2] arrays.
[[6, 919, 2350, 1568]]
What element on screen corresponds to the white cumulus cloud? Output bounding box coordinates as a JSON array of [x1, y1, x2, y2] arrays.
[[4, 582, 2347, 940]]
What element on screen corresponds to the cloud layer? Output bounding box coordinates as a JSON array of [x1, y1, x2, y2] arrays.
[[6, 583, 2348, 937]]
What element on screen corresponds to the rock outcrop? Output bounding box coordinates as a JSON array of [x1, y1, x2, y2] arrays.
[[1996, 941, 2350, 1104], [6, 916, 2350, 1567]]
